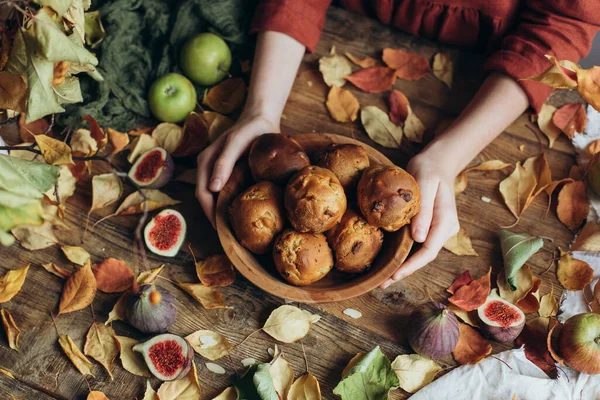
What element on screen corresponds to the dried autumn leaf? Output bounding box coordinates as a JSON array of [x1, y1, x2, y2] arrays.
[[152, 122, 184, 154], [454, 171, 468, 195], [58, 262, 97, 314], [522, 56, 578, 89], [447, 304, 480, 328], [537, 104, 562, 148], [92, 258, 134, 293], [432, 52, 453, 88], [106, 293, 126, 324], [84, 322, 118, 379], [1, 309, 20, 351], [448, 268, 491, 311], [452, 323, 492, 365], [115, 190, 180, 216], [447, 270, 473, 294], [575, 65, 600, 111], [213, 387, 237, 400], [41, 263, 71, 279], [204, 111, 234, 143], [172, 112, 209, 157], [516, 323, 558, 378], [82, 115, 107, 150], [345, 52, 377, 68], [388, 89, 409, 126], [106, 128, 129, 155], [44, 165, 76, 206], [156, 362, 201, 400], [203, 78, 246, 114], [127, 134, 159, 163], [0, 368, 14, 379], [137, 265, 165, 285], [516, 276, 542, 313], [288, 373, 321, 400], [552, 103, 587, 138], [52, 61, 70, 86], [392, 354, 442, 393], [0, 72, 27, 113], [185, 330, 233, 361], [87, 391, 109, 400], [572, 221, 600, 252], [539, 292, 558, 318], [175, 282, 230, 309], [270, 345, 294, 399], [114, 335, 151, 377], [346, 66, 396, 93], [34, 134, 74, 165], [556, 248, 593, 291], [588, 139, 600, 155], [142, 381, 157, 400], [11, 223, 56, 250], [70, 129, 98, 156], [497, 266, 534, 304], [326, 86, 360, 123], [557, 181, 589, 231], [499, 163, 537, 220], [400, 102, 423, 142], [262, 305, 320, 343], [443, 227, 478, 256], [319, 46, 353, 87], [547, 320, 565, 366], [90, 173, 123, 212], [465, 160, 512, 172], [361, 106, 403, 148], [18, 114, 50, 142], [382, 48, 431, 80], [499, 230, 543, 291], [0, 265, 29, 303], [196, 254, 236, 287], [61, 245, 90, 266], [59, 334, 95, 376]]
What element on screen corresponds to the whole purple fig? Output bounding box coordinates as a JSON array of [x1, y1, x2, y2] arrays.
[[407, 302, 459, 359], [124, 284, 177, 333]]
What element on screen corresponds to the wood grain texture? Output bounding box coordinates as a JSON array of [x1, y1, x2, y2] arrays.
[[0, 5, 578, 400]]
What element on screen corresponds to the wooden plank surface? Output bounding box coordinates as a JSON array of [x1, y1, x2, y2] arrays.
[[0, 5, 577, 400]]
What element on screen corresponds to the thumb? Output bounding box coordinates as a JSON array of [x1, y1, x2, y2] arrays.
[[209, 133, 244, 192]]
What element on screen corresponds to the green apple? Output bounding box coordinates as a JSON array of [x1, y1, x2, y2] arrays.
[[148, 73, 197, 123], [180, 33, 232, 86], [559, 313, 600, 375]]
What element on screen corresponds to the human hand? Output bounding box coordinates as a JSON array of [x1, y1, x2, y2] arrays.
[[380, 151, 460, 289], [196, 112, 279, 228]]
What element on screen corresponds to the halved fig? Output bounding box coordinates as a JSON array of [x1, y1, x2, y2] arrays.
[[144, 209, 186, 257], [477, 290, 525, 342], [132, 333, 194, 381], [128, 147, 174, 188]]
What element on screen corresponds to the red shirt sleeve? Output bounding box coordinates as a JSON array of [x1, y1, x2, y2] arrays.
[[484, 0, 600, 113], [250, 0, 333, 53]]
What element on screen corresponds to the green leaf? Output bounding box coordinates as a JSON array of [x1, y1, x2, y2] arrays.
[[235, 365, 260, 400], [0, 156, 60, 207], [253, 363, 279, 400], [0, 231, 15, 247], [0, 203, 44, 232], [32, 0, 74, 17], [333, 346, 399, 400], [54, 76, 83, 104], [499, 229, 544, 291], [84, 11, 105, 49], [4, 30, 27, 75]]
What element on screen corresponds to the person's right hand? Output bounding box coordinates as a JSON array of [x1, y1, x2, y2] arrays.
[[196, 113, 279, 228]]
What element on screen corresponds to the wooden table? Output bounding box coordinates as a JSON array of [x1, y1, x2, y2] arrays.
[[1, 5, 578, 400]]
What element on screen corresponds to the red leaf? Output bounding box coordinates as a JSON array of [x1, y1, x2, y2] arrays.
[[92, 258, 135, 293], [516, 323, 558, 379], [448, 268, 491, 311], [382, 49, 431, 80], [345, 67, 396, 93], [82, 115, 107, 149], [388, 90, 410, 126], [447, 270, 473, 295], [172, 112, 209, 157], [552, 103, 588, 138]]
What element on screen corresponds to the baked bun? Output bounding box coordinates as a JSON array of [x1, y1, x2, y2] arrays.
[[315, 143, 370, 191], [273, 229, 333, 286], [249, 133, 310, 184], [285, 166, 347, 233], [229, 181, 285, 254], [326, 209, 383, 273], [357, 165, 420, 232]]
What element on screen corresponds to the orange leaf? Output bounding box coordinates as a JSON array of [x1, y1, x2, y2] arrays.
[[448, 268, 491, 311], [52, 61, 70, 86], [388, 89, 409, 126], [59, 262, 97, 314], [106, 128, 129, 155], [18, 113, 50, 142], [346, 67, 396, 93], [556, 248, 593, 291], [516, 276, 542, 313], [557, 181, 589, 231], [552, 103, 587, 138], [522, 55, 578, 89], [447, 270, 473, 294], [587, 139, 600, 155], [576, 66, 600, 112], [452, 323, 492, 365], [87, 391, 109, 400], [326, 86, 360, 123], [82, 115, 107, 150], [572, 221, 600, 252], [382, 49, 431, 80], [516, 323, 558, 379], [196, 254, 236, 287], [547, 320, 565, 366], [344, 52, 377, 68], [203, 78, 246, 114], [92, 258, 135, 293], [172, 112, 209, 157]]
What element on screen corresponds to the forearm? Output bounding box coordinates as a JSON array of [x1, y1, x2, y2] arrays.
[[423, 72, 529, 175], [244, 31, 306, 120]]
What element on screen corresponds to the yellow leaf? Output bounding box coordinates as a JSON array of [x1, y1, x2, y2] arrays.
[[432, 52, 453, 88], [87, 391, 109, 400], [175, 282, 230, 309], [185, 330, 233, 361], [1, 309, 21, 351], [203, 78, 246, 114], [454, 171, 468, 195], [288, 373, 322, 400], [41, 262, 71, 279], [84, 322, 118, 379], [152, 122, 184, 154], [137, 265, 165, 285], [557, 248, 594, 291], [106, 128, 129, 155], [443, 227, 478, 256], [90, 173, 123, 212], [497, 266, 534, 305], [34, 134, 74, 165], [114, 335, 151, 377], [61, 245, 91, 266], [392, 354, 442, 393], [115, 190, 180, 216], [538, 104, 561, 148], [0, 72, 27, 112], [576, 66, 600, 112], [157, 362, 202, 400], [0, 265, 29, 303], [212, 387, 237, 400], [522, 55, 579, 89], [106, 293, 126, 324], [270, 345, 294, 399], [325, 86, 359, 123], [44, 165, 76, 205], [499, 162, 537, 219], [447, 304, 480, 328], [127, 134, 159, 163], [319, 46, 353, 87], [344, 52, 377, 68], [11, 221, 58, 250], [142, 381, 157, 400], [0, 368, 15, 379], [70, 128, 98, 156], [403, 106, 425, 143], [572, 221, 600, 252], [195, 254, 235, 287], [539, 291, 558, 318], [58, 262, 97, 314], [361, 106, 403, 148], [262, 305, 320, 343], [59, 334, 95, 376], [204, 111, 234, 143]]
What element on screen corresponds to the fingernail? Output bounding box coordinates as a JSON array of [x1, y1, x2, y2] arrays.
[[414, 228, 426, 242], [209, 178, 222, 191]]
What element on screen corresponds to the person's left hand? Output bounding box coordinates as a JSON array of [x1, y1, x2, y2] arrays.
[[380, 151, 460, 289]]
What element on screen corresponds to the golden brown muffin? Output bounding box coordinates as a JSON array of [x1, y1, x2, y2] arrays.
[[314, 143, 370, 191], [229, 181, 285, 254], [273, 229, 333, 286], [285, 166, 347, 233], [248, 133, 310, 184], [326, 209, 384, 273], [357, 165, 420, 232]]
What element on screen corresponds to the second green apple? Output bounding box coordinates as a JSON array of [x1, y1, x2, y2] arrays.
[[180, 33, 232, 86]]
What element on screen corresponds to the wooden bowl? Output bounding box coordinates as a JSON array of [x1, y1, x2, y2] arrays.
[[216, 133, 413, 303]]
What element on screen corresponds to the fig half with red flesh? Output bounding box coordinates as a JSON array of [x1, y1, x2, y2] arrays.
[[128, 147, 174, 188], [133, 333, 194, 381], [477, 292, 525, 342], [144, 209, 186, 257]]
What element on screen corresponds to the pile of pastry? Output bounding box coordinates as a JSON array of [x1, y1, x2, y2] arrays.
[[228, 134, 421, 287]]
